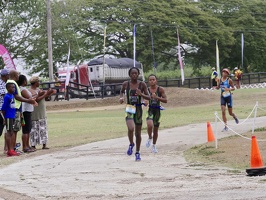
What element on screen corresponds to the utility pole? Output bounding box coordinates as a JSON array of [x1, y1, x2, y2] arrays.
[[47, 0, 53, 81]]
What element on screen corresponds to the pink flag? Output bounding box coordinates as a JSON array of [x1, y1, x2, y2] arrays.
[[177, 29, 184, 85], [0, 44, 16, 70]]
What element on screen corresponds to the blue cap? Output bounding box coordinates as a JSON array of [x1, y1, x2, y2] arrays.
[[0, 69, 9, 76]]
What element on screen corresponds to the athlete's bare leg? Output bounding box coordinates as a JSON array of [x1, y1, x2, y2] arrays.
[[221, 105, 227, 125], [153, 126, 159, 145], [228, 108, 236, 118], [147, 119, 153, 139], [135, 124, 142, 152], [126, 120, 135, 145]]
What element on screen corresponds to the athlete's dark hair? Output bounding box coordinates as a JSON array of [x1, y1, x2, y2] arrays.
[[128, 67, 140, 76], [17, 74, 27, 86], [6, 82, 14, 90], [148, 74, 157, 79]]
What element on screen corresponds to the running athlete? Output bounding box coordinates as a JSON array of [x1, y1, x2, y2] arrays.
[[145, 74, 167, 153], [119, 67, 150, 161], [217, 68, 239, 131]]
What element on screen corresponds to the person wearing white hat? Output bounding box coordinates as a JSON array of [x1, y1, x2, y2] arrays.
[[216, 68, 239, 131]]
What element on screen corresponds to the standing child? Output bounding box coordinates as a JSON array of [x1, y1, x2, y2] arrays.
[[1, 82, 18, 156], [145, 74, 167, 153]]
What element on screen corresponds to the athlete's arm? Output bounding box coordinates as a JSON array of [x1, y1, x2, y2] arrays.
[[156, 87, 167, 103], [136, 82, 151, 100], [119, 81, 127, 104], [228, 79, 235, 91]]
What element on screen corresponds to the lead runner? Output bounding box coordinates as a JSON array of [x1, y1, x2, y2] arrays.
[[119, 67, 150, 161]]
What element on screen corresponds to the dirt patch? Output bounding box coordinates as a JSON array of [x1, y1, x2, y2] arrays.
[[0, 188, 35, 200], [184, 130, 266, 170], [46, 87, 219, 111]]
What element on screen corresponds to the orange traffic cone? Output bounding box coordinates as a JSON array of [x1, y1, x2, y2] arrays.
[[207, 122, 215, 142], [250, 136, 264, 168], [246, 136, 266, 176]]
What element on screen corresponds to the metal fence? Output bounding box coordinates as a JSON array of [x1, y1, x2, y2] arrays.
[[156, 72, 266, 89], [39, 72, 266, 100]]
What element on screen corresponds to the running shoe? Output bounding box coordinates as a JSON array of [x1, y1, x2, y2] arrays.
[[7, 150, 19, 157], [222, 126, 228, 132], [152, 145, 158, 153], [146, 138, 152, 148], [135, 152, 141, 161], [234, 117, 239, 124], [127, 143, 135, 156]]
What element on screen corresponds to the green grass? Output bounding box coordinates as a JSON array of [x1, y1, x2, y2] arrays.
[[0, 88, 266, 151]]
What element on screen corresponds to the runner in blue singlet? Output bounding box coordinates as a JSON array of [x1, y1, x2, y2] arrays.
[[119, 67, 150, 161], [217, 68, 239, 131]]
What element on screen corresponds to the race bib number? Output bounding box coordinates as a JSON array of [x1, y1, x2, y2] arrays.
[[126, 104, 136, 114], [222, 91, 231, 98]]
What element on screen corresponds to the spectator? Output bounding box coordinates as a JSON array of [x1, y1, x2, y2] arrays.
[[1, 82, 18, 156], [211, 67, 218, 88], [7, 70, 37, 154], [17, 75, 35, 153], [0, 69, 9, 153], [29, 76, 55, 150], [234, 67, 243, 89], [54, 72, 61, 101], [0, 69, 9, 137]]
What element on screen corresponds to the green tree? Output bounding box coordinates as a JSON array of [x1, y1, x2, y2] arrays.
[[198, 0, 266, 72], [0, 0, 46, 69]]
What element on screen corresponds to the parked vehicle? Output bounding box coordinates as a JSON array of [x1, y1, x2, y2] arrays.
[[57, 57, 144, 98]]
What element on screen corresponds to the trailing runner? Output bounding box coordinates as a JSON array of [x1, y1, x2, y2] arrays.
[[145, 74, 167, 153]]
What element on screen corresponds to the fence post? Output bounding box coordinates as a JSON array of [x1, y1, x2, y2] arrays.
[[248, 74, 251, 84], [101, 82, 104, 99], [86, 85, 89, 100], [66, 86, 69, 101], [188, 79, 191, 88], [258, 73, 261, 83], [198, 78, 201, 89], [166, 80, 168, 87]]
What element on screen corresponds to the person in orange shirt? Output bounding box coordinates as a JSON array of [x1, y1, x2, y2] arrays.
[[234, 67, 243, 89]]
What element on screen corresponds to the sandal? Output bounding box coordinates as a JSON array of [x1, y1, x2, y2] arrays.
[[23, 148, 35, 153], [42, 147, 49, 150]]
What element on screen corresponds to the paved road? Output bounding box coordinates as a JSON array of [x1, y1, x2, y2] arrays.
[[0, 117, 266, 200]]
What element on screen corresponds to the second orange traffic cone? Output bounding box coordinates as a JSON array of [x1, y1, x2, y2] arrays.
[[250, 136, 264, 168], [246, 136, 266, 176], [207, 122, 215, 142]]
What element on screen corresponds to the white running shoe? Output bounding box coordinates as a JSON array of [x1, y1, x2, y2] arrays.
[[146, 138, 152, 148], [222, 126, 228, 132], [152, 145, 158, 153]]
